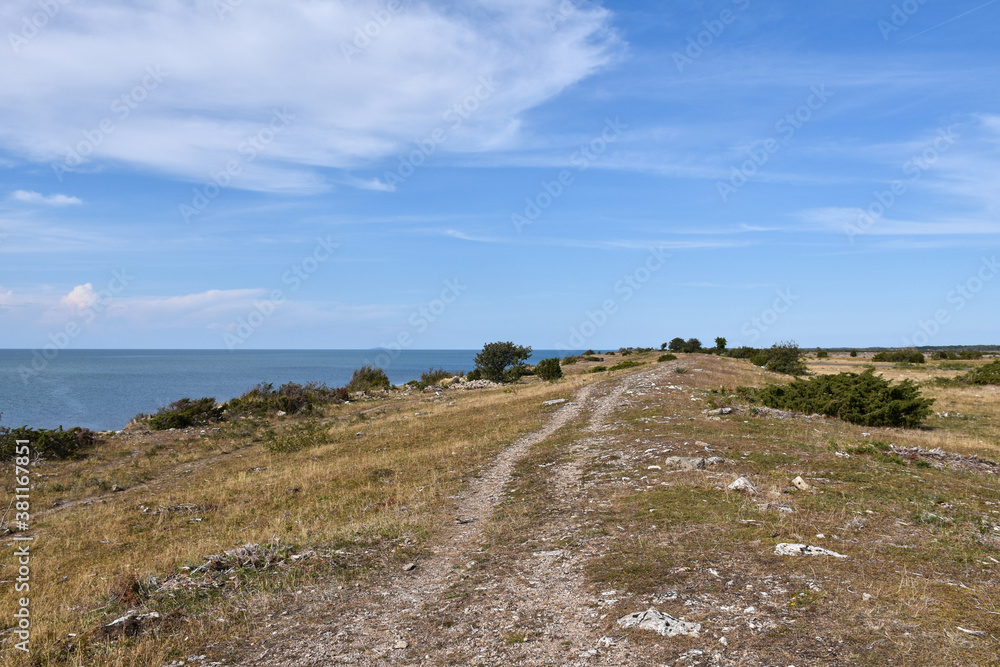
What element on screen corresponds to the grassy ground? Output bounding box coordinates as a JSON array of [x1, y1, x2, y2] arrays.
[[0, 377, 580, 666], [1, 351, 998, 665]]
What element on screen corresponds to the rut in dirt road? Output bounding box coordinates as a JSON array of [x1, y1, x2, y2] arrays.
[[238, 378, 608, 665]]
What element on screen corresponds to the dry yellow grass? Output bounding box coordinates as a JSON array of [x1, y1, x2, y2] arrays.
[[2, 350, 998, 665], [0, 375, 587, 666]]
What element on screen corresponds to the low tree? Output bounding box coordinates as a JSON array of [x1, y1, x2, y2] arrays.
[[660, 342, 668, 351], [759, 341, 808, 376], [667, 337, 686, 352], [346, 365, 391, 393], [850, 349, 858, 357], [535, 357, 563, 381], [474, 341, 533, 383], [684, 338, 703, 353], [715, 337, 727, 352]]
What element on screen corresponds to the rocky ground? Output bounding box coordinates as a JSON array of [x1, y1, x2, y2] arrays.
[[224, 359, 1000, 666]]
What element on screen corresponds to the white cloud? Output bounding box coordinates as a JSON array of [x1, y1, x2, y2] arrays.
[[0, 0, 617, 192], [801, 207, 1000, 236], [10, 190, 82, 206], [61, 283, 99, 310]]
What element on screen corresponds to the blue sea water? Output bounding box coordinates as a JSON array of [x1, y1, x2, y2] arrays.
[[0, 349, 581, 432]]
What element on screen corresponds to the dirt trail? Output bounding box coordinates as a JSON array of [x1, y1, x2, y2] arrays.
[[237, 365, 672, 666]]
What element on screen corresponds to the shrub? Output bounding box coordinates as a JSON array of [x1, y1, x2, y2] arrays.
[[816, 350, 829, 358], [562, 356, 578, 365], [346, 366, 391, 393], [850, 350, 858, 357], [658, 353, 677, 362], [583, 356, 603, 362], [667, 337, 686, 352], [684, 338, 703, 353], [610, 360, 645, 371], [0, 424, 97, 460], [752, 370, 934, 428], [148, 397, 222, 430], [503, 365, 526, 383], [225, 381, 344, 417], [417, 368, 454, 389], [535, 358, 563, 381], [957, 360, 1000, 385], [474, 341, 533, 383], [726, 346, 758, 359], [933, 350, 983, 360], [872, 350, 925, 364], [465, 368, 484, 381], [750, 341, 808, 376], [715, 337, 727, 352], [589, 366, 608, 373]]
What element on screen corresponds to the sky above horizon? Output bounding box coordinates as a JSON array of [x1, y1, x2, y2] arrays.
[[1, 0, 998, 351]]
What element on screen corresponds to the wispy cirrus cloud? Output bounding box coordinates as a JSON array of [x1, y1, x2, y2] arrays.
[[9, 190, 82, 206], [0, 0, 618, 193]]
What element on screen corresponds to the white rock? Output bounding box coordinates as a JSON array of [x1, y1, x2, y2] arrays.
[[666, 456, 706, 470], [792, 476, 810, 491], [617, 608, 701, 637], [774, 543, 847, 558], [727, 476, 757, 495], [543, 398, 568, 406]]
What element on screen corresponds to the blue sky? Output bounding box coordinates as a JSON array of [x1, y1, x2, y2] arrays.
[[1, 0, 998, 351]]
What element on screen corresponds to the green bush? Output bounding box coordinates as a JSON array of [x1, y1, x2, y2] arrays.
[[582, 356, 603, 362], [667, 337, 686, 352], [465, 368, 483, 381], [417, 368, 454, 389], [726, 346, 758, 359], [346, 365, 391, 393], [0, 424, 97, 460], [933, 350, 984, 360], [752, 370, 934, 428], [609, 360, 645, 371], [684, 338, 702, 353], [502, 365, 527, 383], [225, 381, 345, 417], [850, 350, 858, 357], [562, 356, 578, 365], [816, 350, 829, 358], [957, 360, 1000, 385], [148, 397, 223, 430], [474, 341, 533, 383], [872, 350, 925, 364], [749, 341, 808, 376], [657, 353, 677, 362], [535, 358, 563, 381], [589, 366, 608, 374]]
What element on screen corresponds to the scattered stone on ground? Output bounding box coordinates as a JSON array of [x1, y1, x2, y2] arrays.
[[792, 476, 810, 491], [774, 543, 848, 558], [665, 456, 706, 470], [617, 609, 702, 637], [101, 610, 162, 638], [727, 476, 757, 495]]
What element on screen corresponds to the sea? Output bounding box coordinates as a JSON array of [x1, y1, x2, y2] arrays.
[[0, 349, 581, 432]]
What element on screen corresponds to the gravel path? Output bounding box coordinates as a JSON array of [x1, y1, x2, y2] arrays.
[[235, 366, 678, 666]]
